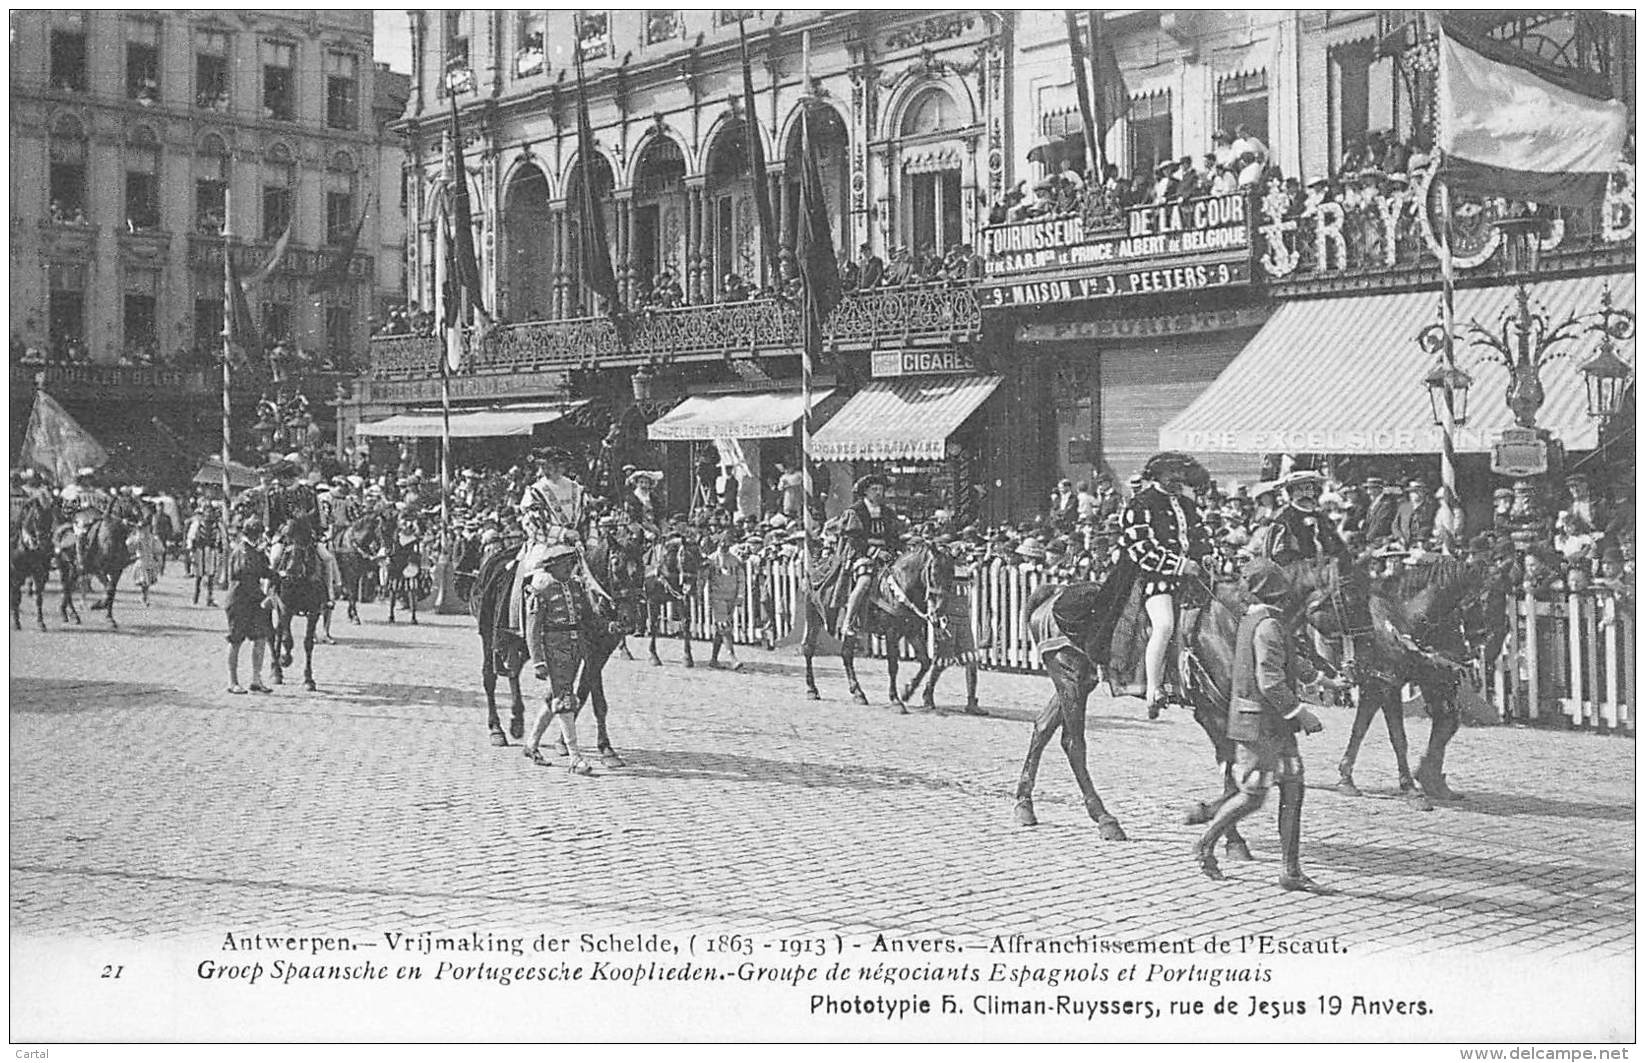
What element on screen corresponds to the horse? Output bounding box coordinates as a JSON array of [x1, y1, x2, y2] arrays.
[[266, 514, 329, 691], [10, 494, 56, 631], [472, 538, 633, 765], [382, 516, 425, 624], [1010, 557, 1358, 850], [801, 541, 957, 713], [54, 510, 132, 628], [332, 510, 383, 623], [1332, 554, 1513, 810], [641, 533, 703, 666]]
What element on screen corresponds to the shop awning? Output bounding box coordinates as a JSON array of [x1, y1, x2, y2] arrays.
[[1159, 274, 1632, 455], [193, 458, 262, 490], [647, 389, 833, 441], [811, 376, 1001, 461], [355, 402, 587, 439]]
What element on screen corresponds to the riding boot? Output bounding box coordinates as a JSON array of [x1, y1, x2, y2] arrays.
[[1277, 781, 1324, 892], [1193, 788, 1266, 880]]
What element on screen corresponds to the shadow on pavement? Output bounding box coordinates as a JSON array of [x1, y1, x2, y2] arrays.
[[343, 681, 480, 710], [1418, 788, 1636, 823], [9, 677, 218, 715], [613, 746, 991, 796]]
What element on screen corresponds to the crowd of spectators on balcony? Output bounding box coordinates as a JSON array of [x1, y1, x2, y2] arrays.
[[372, 303, 433, 338], [48, 199, 89, 226]]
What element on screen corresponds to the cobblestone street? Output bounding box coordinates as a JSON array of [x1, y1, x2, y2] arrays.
[[8, 579, 1637, 1041]]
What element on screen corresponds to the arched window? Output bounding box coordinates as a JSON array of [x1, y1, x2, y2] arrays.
[[897, 88, 963, 257], [502, 162, 553, 321], [631, 137, 687, 303], [195, 133, 229, 234], [325, 151, 359, 245], [48, 115, 88, 223], [565, 152, 615, 315], [704, 119, 757, 298], [262, 143, 295, 239], [125, 126, 162, 231]]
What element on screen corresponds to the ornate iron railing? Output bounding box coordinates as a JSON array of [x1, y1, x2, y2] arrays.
[[366, 285, 983, 379]]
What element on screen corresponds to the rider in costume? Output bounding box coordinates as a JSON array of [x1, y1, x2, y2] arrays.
[[60, 467, 110, 570], [1260, 470, 1349, 565], [838, 472, 907, 637], [1119, 452, 1213, 719], [621, 469, 662, 545], [510, 447, 588, 677]]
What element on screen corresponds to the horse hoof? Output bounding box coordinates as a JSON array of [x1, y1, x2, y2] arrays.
[[568, 759, 594, 777], [36, 622, 46, 632], [107, 619, 118, 630], [1224, 838, 1254, 862], [1408, 790, 1436, 812], [1397, 775, 1416, 792], [489, 732, 509, 747], [271, 675, 284, 686], [552, 740, 569, 757], [509, 719, 524, 740], [683, 659, 694, 669], [303, 680, 316, 692], [648, 657, 662, 667], [1096, 817, 1128, 842], [806, 689, 821, 701], [852, 692, 868, 706], [410, 618, 418, 625], [896, 703, 909, 715], [601, 752, 626, 769], [1012, 801, 1038, 827], [1337, 779, 1363, 798]]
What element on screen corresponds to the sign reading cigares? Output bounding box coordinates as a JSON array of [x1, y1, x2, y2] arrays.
[[980, 193, 1254, 308]]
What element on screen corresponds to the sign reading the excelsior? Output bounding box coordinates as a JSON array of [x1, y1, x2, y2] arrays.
[[981, 194, 1252, 281]]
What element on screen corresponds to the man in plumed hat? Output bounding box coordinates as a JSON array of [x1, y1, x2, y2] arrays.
[[838, 471, 907, 637], [1259, 469, 1349, 565]]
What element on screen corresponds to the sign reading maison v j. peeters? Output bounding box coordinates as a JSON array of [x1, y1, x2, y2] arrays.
[[980, 193, 1254, 307]]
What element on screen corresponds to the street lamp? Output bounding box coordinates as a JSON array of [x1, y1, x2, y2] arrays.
[[1423, 360, 1473, 428], [1577, 284, 1636, 425], [631, 364, 655, 402]]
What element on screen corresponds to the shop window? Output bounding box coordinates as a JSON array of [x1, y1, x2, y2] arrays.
[[645, 11, 682, 45], [1128, 91, 1172, 182], [262, 40, 295, 121], [50, 27, 87, 93], [326, 51, 358, 130], [1216, 70, 1268, 146], [126, 20, 160, 104], [908, 170, 962, 255], [196, 29, 231, 110], [48, 118, 88, 224]]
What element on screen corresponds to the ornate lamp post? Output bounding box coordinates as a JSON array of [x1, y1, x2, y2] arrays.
[[1577, 286, 1636, 425]]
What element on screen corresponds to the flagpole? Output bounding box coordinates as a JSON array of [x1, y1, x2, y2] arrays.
[[1436, 170, 1461, 550], [221, 190, 234, 504]]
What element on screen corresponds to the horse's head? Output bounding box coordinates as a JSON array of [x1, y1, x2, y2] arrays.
[[673, 535, 703, 584], [1289, 557, 1370, 673], [893, 541, 957, 622], [14, 496, 54, 552]]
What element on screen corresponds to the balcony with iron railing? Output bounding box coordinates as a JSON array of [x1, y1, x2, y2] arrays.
[[365, 283, 984, 380]]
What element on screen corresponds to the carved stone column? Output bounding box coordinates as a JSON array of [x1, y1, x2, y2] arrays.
[[685, 182, 705, 304], [552, 206, 569, 319]]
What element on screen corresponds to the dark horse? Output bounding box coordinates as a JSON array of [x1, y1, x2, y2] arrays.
[[642, 534, 702, 667], [11, 494, 55, 631], [1012, 558, 1357, 850], [471, 534, 634, 765], [54, 510, 132, 628], [331, 511, 382, 625], [802, 541, 957, 713], [1333, 555, 1512, 810], [268, 514, 329, 691]]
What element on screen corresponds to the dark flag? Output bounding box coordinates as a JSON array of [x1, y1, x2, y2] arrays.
[[574, 44, 620, 317], [1064, 12, 1102, 176], [307, 193, 372, 295], [446, 98, 487, 310], [1089, 11, 1128, 153], [795, 105, 841, 342], [739, 18, 781, 292], [22, 389, 107, 486], [223, 237, 260, 368]]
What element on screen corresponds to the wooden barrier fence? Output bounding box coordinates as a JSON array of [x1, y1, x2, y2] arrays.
[[669, 557, 1633, 733]]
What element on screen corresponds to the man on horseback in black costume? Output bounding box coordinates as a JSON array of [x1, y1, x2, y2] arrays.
[[839, 473, 907, 637], [1120, 452, 1214, 719], [60, 466, 109, 572], [1260, 470, 1349, 565]]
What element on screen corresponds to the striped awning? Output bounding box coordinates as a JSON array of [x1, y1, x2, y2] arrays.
[[811, 376, 1001, 461], [647, 389, 833, 441], [1160, 274, 1633, 454], [355, 402, 587, 439], [902, 147, 963, 174]]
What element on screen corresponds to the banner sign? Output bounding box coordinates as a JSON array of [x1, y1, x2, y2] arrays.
[[362, 369, 571, 404], [983, 259, 1249, 307], [870, 348, 977, 378], [982, 192, 1251, 273], [1017, 305, 1270, 343]]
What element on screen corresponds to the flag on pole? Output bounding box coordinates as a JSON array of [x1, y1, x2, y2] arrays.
[[308, 194, 371, 295], [574, 43, 620, 317], [223, 237, 260, 369], [446, 98, 487, 313], [795, 105, 841, 343], [1064, 12, 1102, 177], [739, 18, 781, 292], [22, 389, 107, 486], [1088, 11, 1127, 156], [1436, 23, 1627, 207], [246, 216, 294, 288]]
